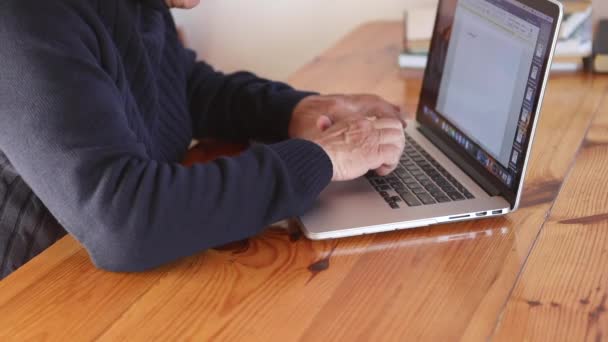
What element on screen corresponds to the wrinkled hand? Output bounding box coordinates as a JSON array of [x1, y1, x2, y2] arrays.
[[303, 116, 405, 182], [290, 94, 406, 178], [289, 94, 405, 136]]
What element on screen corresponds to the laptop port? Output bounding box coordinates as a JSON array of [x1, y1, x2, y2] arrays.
[[475, 212, 488, 217], [492, 210, 503, 215], [449, 214, 470, 220]]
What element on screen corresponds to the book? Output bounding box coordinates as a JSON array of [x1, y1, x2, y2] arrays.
[[555, 8, 593, 58], [593, 20, 608, 73], [399, 7, 433, 70], [398, 52, 587, 72], [551, 60, 585, 72], [406, 39, 430, 54], [398, 52, 428, 69], [560, 5, 592, 40], [551, 1, 593, 71]]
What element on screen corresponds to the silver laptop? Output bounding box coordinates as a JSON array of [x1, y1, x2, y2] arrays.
[[299, 0, 563, 240]]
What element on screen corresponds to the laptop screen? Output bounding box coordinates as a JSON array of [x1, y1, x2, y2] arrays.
[[417, 0, 559, 199]]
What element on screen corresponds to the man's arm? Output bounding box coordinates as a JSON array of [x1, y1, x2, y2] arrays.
[[0, 3, 333, 272], [183, 49, 316, 142]]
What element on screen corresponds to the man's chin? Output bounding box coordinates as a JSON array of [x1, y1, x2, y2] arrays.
[[166, 0, 201, 9]]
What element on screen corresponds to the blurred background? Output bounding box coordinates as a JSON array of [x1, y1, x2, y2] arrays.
[[172, 0, 437, 80], [173, 0, 608, 80]]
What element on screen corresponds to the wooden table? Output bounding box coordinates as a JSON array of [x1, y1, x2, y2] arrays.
[[1, 22, 607, 341]]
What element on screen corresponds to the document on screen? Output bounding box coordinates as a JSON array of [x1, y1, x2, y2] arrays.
[[436, 0, 538, 166]]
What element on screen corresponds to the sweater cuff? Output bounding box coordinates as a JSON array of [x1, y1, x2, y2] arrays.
[[268, 90, 318, 141], [268, 139, 333, 202]]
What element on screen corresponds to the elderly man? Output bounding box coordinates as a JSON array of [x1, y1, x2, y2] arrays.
[[0, 0, 405, 279]]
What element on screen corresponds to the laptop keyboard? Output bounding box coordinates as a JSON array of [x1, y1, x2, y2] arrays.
[[365, 133, 475, 209]]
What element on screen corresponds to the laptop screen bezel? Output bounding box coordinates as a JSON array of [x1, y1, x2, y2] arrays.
[[415, 0, 562, 207]]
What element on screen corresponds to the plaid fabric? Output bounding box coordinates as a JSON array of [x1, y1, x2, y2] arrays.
[[0, 151, 66, 280]]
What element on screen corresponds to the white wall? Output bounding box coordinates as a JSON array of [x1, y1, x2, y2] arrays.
[[173, 0, 608, 81], [173, 0, 436, 80]]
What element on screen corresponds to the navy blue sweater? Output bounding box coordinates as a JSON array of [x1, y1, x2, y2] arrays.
[[0, 0, 332, 275]]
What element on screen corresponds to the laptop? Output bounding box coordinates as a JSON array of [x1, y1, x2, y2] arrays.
[[299, 0, 563, 240]]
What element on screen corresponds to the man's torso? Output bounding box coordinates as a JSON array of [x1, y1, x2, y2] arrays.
[[0, 0, 194, 278]]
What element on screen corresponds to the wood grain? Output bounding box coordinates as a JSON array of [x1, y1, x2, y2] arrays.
[[0, 21, 606, 341], [493, 82, 608, 342]]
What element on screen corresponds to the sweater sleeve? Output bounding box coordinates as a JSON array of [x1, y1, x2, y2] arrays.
[[0, 2, 332, 272], [183, 49, 318, 142]]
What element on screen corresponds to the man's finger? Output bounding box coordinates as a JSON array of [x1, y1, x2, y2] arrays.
[[378, 144, 402, 165], [360, 97, 406, 123], [360, 95, 398, 110], [377, 128, 406, 146], [374, 143, 401, 176], [370, 105, 407, 124], [372, 118, 405, 130], [375, 164, 398, 177]]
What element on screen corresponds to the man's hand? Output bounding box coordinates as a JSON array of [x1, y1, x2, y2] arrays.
[[289, 94, 405, 139], [303, 116, 405, 182], [289, 94, 406, 179]]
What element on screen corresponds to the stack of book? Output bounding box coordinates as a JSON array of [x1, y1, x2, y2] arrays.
[[553, 0, 593, 71], [399, 1, 594, 72], [398, 7, 433, 70]]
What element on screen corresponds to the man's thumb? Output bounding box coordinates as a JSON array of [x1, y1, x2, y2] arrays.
[[316, 115, 333, 131]]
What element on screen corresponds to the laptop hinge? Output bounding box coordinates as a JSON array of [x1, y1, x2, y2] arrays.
[[418, 126, 502, 197]]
